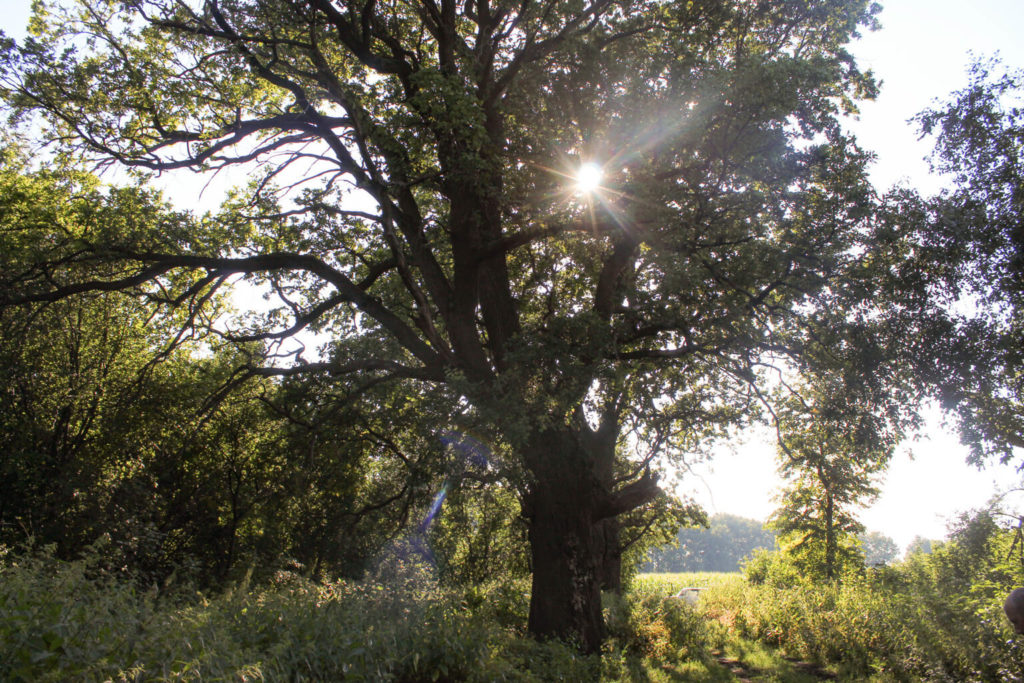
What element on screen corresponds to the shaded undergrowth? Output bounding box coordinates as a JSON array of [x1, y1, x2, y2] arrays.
[[4, 543, 1022, 681], [0, 545, 596, 681]]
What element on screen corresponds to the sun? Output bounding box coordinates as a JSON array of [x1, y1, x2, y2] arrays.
[[575, 162, 604, 194]]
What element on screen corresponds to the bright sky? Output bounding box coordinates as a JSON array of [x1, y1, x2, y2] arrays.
[[2, 1, 1023, 552]]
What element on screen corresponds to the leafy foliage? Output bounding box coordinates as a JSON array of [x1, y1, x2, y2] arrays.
[[904, 60, 1024, 467], [767, 371, 903, 581], [0, 155, 456, 585]]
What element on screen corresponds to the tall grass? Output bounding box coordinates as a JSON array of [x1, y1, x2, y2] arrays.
[[0, 546, 607, 682], [637, 561, 1024, 682], [700, 563, 1024, 681], [6, 543, 1020, 681], [2, 546, 728, 681]]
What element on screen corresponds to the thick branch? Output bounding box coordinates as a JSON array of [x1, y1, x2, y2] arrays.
[[598, 468, 661, 521], [248, 358, 441, 382], [9, 250, 444, 372]]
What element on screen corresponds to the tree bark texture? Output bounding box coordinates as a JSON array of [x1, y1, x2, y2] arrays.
[[595, 516, 623, 593], [524, 428, 605, 654], [520, 420, 659, 652]]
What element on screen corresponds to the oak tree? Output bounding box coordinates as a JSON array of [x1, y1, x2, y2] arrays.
[[2, 0, 890, 649]]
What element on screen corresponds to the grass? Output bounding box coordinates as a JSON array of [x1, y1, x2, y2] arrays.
[[0, 551, 825, 682], [5, 547, 1018, 682], [629, 572, 845, 682], [634, 572, 743, 592]]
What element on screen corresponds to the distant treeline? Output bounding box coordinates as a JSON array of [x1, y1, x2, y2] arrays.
[[641, 514, 776, 573], [642, 514, 902, 573]]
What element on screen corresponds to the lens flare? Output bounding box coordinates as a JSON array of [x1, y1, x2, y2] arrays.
[[576, 162, 603, 194], [439, 430, 490, 468], [420, 483, 449, 532]]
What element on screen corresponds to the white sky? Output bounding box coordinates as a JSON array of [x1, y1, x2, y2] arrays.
[[3, 1, 1023, 552]]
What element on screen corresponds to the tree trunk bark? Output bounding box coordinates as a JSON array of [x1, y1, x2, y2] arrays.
[[595, 516, 623, 593], [523, 429, 605, 654], [582, 407, 623, 594], [520, 420, 660, 652], [824, 492, 836, 581]]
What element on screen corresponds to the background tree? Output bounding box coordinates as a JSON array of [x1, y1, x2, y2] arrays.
[[0, 152, 443, 584], [905, 536, 937, 557], [265, 370, 457, 579], [0, 152, 288, 581], [1, 0, 897, 650], [859, 530, 899, 566], [768, 373, 899, 581]]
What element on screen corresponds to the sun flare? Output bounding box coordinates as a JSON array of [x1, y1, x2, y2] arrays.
[[575, 162, 603, 194]]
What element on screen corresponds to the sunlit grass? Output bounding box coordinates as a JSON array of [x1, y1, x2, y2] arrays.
[[720, 639, 833, 683], [6, 554, 1016, 681], [634, 571, 743, 594]]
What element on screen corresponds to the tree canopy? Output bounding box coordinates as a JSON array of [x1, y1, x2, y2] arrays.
[[912, 61, 1024, 467], [0, 0, 947, 650]]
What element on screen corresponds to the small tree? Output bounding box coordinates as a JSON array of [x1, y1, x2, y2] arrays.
[[769, 376, 896, 581]]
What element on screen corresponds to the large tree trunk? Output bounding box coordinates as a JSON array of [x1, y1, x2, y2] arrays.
[[521, 423, 660, 653], [523, 429, 605, 654], [581, 406, 624, 593]]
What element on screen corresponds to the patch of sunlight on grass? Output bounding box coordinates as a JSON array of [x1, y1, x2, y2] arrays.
[[634, 572, 743, 593], [620, 658, 734, 682], [722, 638, 830, 683], [728, 639, 781, 670], [668, 659, 736, 681]]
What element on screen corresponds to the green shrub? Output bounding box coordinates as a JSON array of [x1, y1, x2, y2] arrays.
[[742, 548, 804, 589], [602, 581, 714, 665]]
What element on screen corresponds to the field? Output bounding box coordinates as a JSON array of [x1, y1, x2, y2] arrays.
[[633, 571, 742, 592]]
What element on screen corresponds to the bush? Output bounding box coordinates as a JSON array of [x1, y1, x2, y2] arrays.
[[742, 548, 804, 589], [0, 546, 486, 681], [603, 582, 714, 665]]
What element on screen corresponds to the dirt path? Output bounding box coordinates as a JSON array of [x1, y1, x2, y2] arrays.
[[714, 654, 761, 682], [711, 651, 837, 682]]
